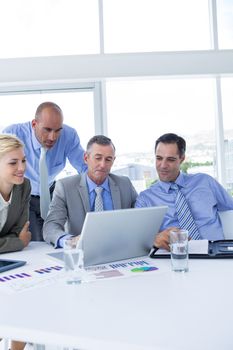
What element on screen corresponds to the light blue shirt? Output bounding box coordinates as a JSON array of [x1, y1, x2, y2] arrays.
[[86, 175, 114, 211], [135, 172, 233, 240], [3, 122, 87, 195]]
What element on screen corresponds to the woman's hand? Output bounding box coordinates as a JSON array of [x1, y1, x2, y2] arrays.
[[19, 221, 31, 247]]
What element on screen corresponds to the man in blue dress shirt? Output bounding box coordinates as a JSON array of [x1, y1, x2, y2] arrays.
[[3, 101, 87, 241], [135, 133, 233, 251], [43, 135, 138, 248]]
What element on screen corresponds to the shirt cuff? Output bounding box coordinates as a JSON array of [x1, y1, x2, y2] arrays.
[[56, 233, 74, 248]]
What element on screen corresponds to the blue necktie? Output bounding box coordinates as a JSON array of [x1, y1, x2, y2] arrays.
[[171, 183, 200, 240]]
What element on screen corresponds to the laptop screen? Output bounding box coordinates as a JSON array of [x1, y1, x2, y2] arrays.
[[78, 206, 167, 266]]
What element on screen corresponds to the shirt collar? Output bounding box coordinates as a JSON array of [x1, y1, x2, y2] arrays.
[[174, 172, 186, 187], [158, 172, 186, 193], [86, 174, 110, 194], [0, 190, 13, 210]]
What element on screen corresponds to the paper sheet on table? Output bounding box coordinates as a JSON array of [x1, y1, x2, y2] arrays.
[[155, 239, 209, 255], [0, 257, 160, 294]]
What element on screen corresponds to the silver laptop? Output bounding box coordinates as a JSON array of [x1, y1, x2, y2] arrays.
[[78, 206, 167, 266], [47, 206, 167, 267]]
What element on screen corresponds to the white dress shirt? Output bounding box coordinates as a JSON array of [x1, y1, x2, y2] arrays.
[[0, 191, 12, 231]]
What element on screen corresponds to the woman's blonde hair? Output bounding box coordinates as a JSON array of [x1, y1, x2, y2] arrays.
[[0, 134, 24, 159]]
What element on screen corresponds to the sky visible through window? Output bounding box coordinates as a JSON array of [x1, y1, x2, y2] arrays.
[[0, 0, 100, 58], [103, 0, 211, 52]]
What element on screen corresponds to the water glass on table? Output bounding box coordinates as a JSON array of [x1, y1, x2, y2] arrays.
[[170, 229, 189, 272], [63, 238, 85, 284]]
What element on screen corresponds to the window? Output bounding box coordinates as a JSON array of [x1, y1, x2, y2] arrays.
[[103, 0, 211, 53], [217, 0, 233, 49], [221, 77, 233, 190], [0, 0, 99, 58], [0, 90, 95, 178], [107, 78, 216, 191], [0, 0, 232, 192]]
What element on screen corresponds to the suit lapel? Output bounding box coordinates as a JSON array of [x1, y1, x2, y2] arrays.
[[78, 173, 91, 212], [109, 176, 121, 209], [1, 185, 20, 234]]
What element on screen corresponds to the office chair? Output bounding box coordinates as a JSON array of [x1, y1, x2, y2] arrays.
[[219, 210, 233, 239]]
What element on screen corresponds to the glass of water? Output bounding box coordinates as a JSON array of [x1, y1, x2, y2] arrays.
[[170, 229, 189, 272], [63, 238, 85, 284]]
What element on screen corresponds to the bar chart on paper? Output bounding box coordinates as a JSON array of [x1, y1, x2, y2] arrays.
[[90, 258, 159, 279], [0, 265, 65, 294], [109, 259, 151, 269]]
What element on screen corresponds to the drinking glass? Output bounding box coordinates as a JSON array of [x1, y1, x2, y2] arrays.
[[170, 229, 189, 272], [63, 238, 85, 284]]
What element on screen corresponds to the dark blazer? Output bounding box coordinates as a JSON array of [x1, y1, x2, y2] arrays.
[[43, 173, 138, 246], [0, 178, 31, 254]]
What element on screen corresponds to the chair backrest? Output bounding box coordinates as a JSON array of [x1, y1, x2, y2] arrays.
[[219, 210, 233, 239]]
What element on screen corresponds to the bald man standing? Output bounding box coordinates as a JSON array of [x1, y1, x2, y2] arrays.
[[4, 102, 87, 241]]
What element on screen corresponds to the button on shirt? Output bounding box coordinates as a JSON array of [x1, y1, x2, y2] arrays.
[[3, 122, 87, 195], [135, 172, 233, 240], [0, 192, 12, 231]]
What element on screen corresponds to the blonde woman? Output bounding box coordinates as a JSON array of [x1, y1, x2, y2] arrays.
[[0, 134, 31, 350], [0, 134, 31, 253]]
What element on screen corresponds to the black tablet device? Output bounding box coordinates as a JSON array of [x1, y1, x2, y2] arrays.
[[0, 259, 26, 273]]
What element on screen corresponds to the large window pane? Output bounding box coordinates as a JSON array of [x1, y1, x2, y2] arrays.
[[103, 0, 211, 53], [221, 77, 233, 190], [0, 0, 99, 58], [217, 0, 233, 49], [106, 78, 216, 192], [0, 90, 95, 178]]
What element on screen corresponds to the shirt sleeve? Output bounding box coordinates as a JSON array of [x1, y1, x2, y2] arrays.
[[56, 233, 74, 248], [0, 235, 24, 254], [211, 177, 233, 210], [65, 127, 87, 173], [134, 192, 147, 208], [3, 124, 18, 134]]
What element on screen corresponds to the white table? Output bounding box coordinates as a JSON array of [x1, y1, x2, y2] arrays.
[[1, 242, 233, 350]]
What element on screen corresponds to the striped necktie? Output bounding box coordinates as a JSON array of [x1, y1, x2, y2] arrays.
[[94, 187, 104, 212], [39, 147, 51, 220], [171, 183, 200, 240]]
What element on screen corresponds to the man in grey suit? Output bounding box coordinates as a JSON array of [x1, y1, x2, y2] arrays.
[[43, 135, 137, 247]]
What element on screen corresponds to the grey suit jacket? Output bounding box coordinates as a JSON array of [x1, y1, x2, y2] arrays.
[[0, 178, 31, 254], [43, 173, 138, 246]]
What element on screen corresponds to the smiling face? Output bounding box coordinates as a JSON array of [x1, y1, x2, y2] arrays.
[[0, 147, 26, 187], [32, 106, 63, 149], [84, 143, 116, 185], [155, 142, 185, 182]]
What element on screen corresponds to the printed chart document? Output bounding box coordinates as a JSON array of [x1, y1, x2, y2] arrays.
[[0, 256, 160, 295]]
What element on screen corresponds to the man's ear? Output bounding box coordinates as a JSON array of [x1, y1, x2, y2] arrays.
[[31, 119, 36, 129], [84, 152, 88, 164], [180, 155, 185, 164]]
